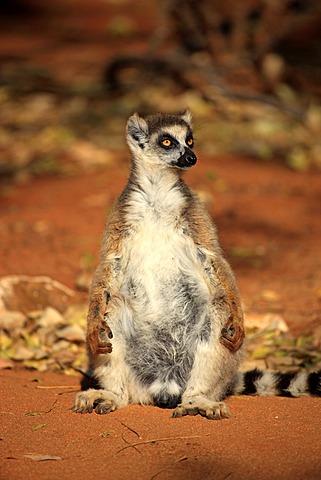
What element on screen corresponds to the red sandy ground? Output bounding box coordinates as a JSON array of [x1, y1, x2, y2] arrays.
[[1, 370, 321, 480], [1, 1, 321, 479]]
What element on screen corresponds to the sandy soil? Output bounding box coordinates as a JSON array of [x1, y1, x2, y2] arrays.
[[1, 369, 321, 480]]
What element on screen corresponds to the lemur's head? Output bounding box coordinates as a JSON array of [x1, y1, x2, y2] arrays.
[[126, 111, 197, 170]]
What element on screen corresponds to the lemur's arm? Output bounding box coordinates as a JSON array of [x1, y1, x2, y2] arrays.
[[210, 255, 245, 352], [184, 195, 245, 353], [87, 205, 125, 355]]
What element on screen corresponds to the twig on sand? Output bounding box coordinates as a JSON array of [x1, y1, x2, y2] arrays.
[[116, 433, 210, 455], [36, 385, 79, 389], [117, 420, 142, 454], [150, 455, 188, 480]]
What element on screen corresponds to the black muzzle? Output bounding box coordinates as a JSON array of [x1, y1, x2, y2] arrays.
[[176, 147, 197, 169]]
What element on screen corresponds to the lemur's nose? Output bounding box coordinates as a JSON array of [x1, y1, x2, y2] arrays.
[[185, 153, 197, 166], [176, 149, 197, 169]]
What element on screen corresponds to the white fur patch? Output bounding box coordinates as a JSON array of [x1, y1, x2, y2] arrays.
[[287, 372, 308, 397], [148, 379, 181, 398], [162, 124, 189, 141], [254, 371, 277, 396]]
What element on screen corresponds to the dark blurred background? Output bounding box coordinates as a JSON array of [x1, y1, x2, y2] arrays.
[[1, 0, 321, 178]]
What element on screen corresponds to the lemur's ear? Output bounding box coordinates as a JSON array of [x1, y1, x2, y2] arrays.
[[126, 113, 149, 149], [181, 109, 192, 126]]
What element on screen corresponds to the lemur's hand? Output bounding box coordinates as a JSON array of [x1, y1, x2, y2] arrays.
[[87, 291, 113, 355], [87, 320, 113, 355], [220, 314, 244, 353]]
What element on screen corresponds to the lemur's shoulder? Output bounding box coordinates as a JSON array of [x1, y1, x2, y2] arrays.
[[178, 181, 220, 253], [99, 202, 127, 258]]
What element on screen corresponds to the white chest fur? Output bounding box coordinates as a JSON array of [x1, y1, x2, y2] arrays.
[[119, 171, 214, 339], [122, 173, 208, 312], [112, 168, 215, 405]]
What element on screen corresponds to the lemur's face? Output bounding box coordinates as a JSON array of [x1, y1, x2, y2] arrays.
[[126, 112, 197, 170], [151, 123, 197, 169]]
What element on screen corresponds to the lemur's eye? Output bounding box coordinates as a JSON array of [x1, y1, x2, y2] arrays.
[[161, 139, 172, 147], [159, 135, 177, 149], [186, 137, 194, 147]]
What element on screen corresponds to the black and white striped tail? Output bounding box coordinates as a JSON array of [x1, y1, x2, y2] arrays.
[[232, 369, 321, 397]]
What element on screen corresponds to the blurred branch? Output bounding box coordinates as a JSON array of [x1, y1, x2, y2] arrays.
[[104, 0, 321, 120], [104, 54, 304, 121]]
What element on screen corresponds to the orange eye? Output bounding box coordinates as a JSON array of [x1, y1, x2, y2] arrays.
[[187, 138, 194, 147], [162, 139, 172, 147]]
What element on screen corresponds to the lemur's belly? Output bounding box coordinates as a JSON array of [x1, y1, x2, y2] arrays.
[[120, 223, 212, 407]]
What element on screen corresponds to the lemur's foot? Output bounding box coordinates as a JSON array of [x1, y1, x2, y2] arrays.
[[172, 401, 231, 420], [73, 389, 117, 414]]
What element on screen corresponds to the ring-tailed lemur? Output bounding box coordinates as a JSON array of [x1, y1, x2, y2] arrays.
[[73, 111, 321, 420]]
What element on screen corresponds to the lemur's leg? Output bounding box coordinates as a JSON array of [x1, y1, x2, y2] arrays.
[[176, 248, 244, 420], [74, 296, 133, 414], [173, 332, 243, 420]]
